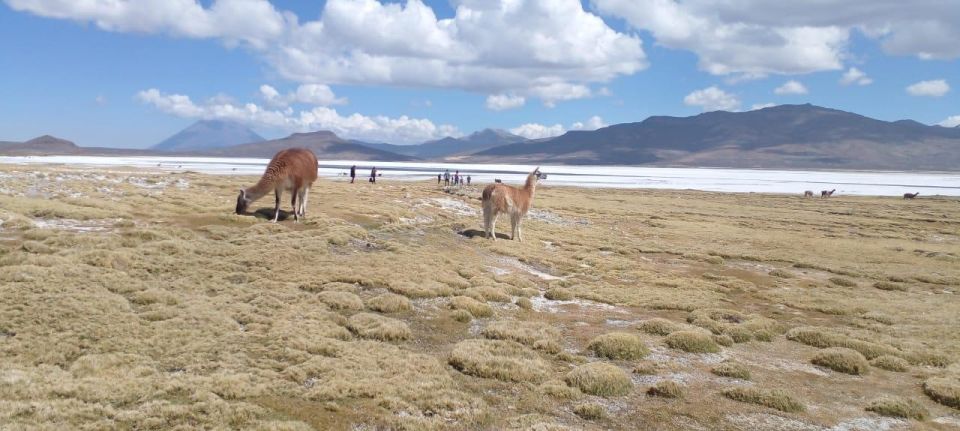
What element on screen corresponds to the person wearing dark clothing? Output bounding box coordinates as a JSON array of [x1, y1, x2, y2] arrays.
[[467, 175, 471, 185], [454, 170, 460, 186], [437, 173, 442, 184], [350, 165, 356, 183], [370, 167, 377, 183], [444, 170, 450, 186]]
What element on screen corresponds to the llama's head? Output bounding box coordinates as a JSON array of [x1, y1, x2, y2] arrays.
[[235, 189, 250, 214], [533, 167, 547, 181]]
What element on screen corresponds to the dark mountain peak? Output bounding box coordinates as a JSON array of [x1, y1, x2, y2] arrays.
[[26, 135, 74, 145], [152, 120, 264, 152], [465, 128, 521, 142], [288, 130, 339, 140]]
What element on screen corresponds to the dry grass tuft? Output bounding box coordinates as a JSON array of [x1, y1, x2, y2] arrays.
[[722, 387, 805, 413], [637, 318, 681, 336], [769, 269, 795, 278], [451, 309, 472, 323], [871, 355, 909, 372], [866, 397, 929, 420], [388, 281, 454, 298], [465, 286, 512, 303], [873, 281, 908, 292], [317, 291, 365, 311], [482, 320, 562, 354], [365, 293, 411, 313], [346, 313, 411, 341], [786, 327, 897, 359], [544, 287, 573, 301], [516, 297, 532, 310], [687, 308, 780, 343], [711, 362, 751, 380], [633, 362, 658, 376], [829, 277, 858, 287], [565, 362, 633, 397], [665, 331, 720, 353], [647, 380, 684, 398], [540, 380, 582, 399], [449, 339, 549, 383], [587, 332, 649, 360], [449, 296, 494, 318], [572, 403, 605, 420], [811, 347, 870, 375], [713, 334, 734, 347], [922, 375, 960, 409]]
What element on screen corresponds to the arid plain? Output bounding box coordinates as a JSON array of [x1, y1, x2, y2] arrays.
[[1, 165, 959, 430]]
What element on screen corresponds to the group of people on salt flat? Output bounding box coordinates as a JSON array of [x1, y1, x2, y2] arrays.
[[234, 148, 545, 242]]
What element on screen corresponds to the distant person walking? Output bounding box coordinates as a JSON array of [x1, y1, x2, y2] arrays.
[[454, 170, 460, 186], [350, 165, 356, 183], [437, 173, 442, 184], [370, 166, 377, 183], [467, 175, 471, 186], [444, 170, 450, 186]]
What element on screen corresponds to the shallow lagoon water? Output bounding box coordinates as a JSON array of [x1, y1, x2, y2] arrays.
[[2, 155, 958, 196]]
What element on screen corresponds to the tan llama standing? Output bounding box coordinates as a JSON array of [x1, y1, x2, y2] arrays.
[[235, 148, 318, 222], [481, 167, 546, 242]]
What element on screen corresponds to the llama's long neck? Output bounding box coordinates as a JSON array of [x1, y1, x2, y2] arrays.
[[244, 176, 277, 201], [523, 173, 538, 197]]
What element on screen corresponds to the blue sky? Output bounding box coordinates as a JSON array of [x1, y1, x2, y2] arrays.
[[1, 0, 958, 148]]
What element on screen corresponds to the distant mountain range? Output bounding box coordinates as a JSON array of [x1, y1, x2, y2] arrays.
[[2, 104, 959, 170], [359, 128, 526, 159], [151, 120, 264, 152]]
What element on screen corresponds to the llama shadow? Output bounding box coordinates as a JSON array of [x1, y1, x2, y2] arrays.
[[249, 208, 295, 221], [459, 228, 511, 240]]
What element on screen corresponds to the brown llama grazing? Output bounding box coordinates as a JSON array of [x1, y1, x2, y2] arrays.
[[481, 167, 546, 242], [903, 192, 919, 199], [821, 189, 836, 198], [235, 148, 318, 222], [804, 190, 814, 198]]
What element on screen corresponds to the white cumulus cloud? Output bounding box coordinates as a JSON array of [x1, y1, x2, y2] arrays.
[[839, 67, 872, 86], [593, 0, 960, 78], [774, 80, 809, 95], [939, 115, 960, 128], [137, 88, 458, 144], [906, 79, 950, 97], [485, 94, 526, 111], [750, 103, 777, 111], [510, 116, 608, 139], [9, 0, 646, 107], [259, 83, 346, 107], [683, 86, 740, 112]]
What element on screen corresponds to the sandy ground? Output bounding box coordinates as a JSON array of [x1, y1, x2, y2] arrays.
[[0, 165, 959, 430]]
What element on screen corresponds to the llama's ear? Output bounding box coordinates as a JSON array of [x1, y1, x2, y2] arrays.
[[238, 189, 245, 199]]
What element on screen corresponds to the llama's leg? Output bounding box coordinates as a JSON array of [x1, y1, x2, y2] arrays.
[[300, 188, 309, 219], [490, 213, 499, 241], [273, 189, 282, 222], [516, 218, 523, 242], [291, 190, 299, 222], [510, 214, 518, 241], [482, 204, 491, 238]]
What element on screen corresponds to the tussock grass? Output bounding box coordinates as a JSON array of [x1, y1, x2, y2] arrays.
[[565, 362, 633, 397], [866, 397, 929, 420], [346, 313, 411, 341], [769, 269, 795, 278], [665, 331, 720, 353], [451, 309, 472, 322], [633, 362, 657, 376], [365, 293, 411, 313], [712, 362, 751, 380], [811, 348, 870, 375], [449, 339, 549, 383], [465, 286, 511, 303], [713, 334, 734, 347], [587, 332, 649, 360], [922, 375, 960, 409], [722, 387, 805, 413], [687, 308, 780, 342], [637, 318, 681, 336], [544, 287, 573, 301], [829, 277, 857, 287], [388, 281, 454, 298], [647, 380, 684, 398], [871, 355, 909, 372], [482, 320, 562, 353], [540, 380, 582, 399], [317, 291, 365, 311], [786, 327, 898, 359], [572, 403, 605, 420], [874, 281, 908, 291], [516, 297, 532, 310], [449, 296, 494, 318]]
